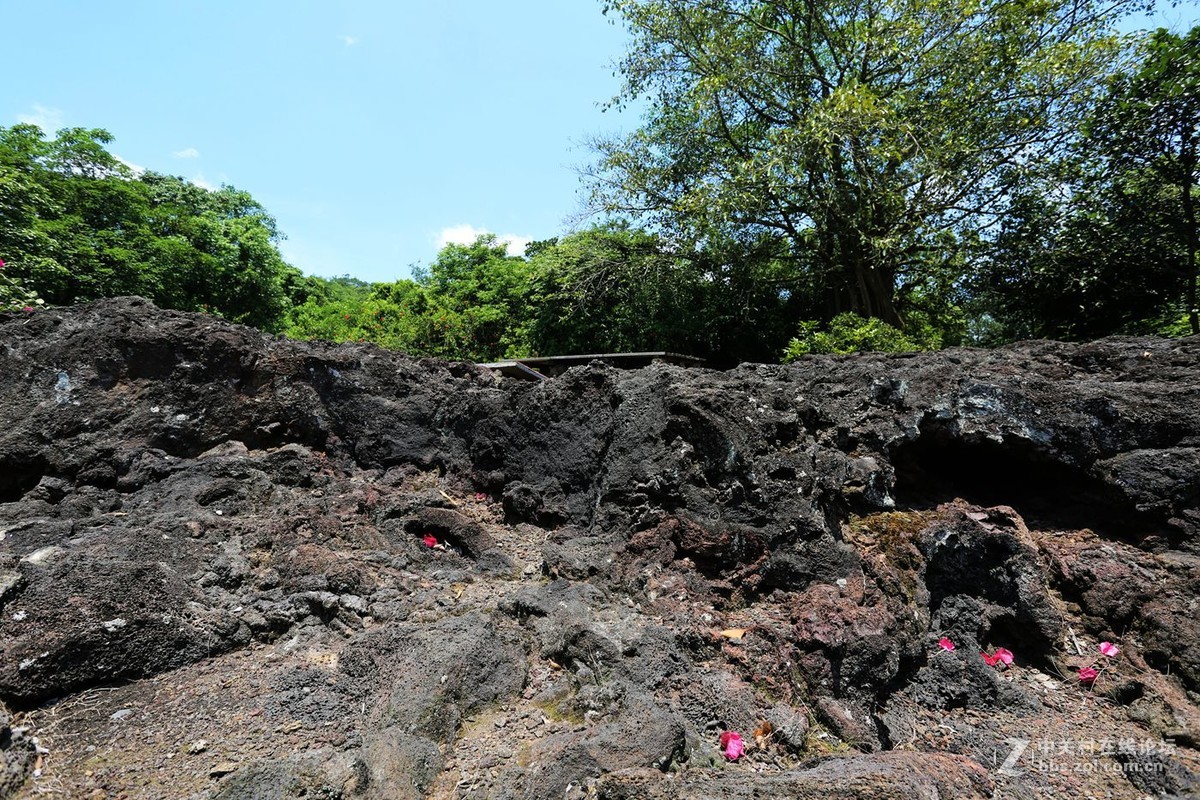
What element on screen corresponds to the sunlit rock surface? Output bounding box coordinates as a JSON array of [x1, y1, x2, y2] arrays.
[[1, 298, 1198, 799]]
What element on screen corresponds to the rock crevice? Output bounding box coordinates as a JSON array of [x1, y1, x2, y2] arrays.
[[0, 299, 1198, 799]]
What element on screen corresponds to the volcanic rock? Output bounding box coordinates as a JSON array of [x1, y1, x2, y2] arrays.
[[0, 297, 1198, 799]]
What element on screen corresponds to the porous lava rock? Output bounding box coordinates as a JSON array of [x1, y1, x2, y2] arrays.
[[0, 297, 1198, 799]]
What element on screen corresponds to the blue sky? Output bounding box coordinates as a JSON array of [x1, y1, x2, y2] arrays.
[[3, 1, 638, 282], [4, 1, 1196, 284]]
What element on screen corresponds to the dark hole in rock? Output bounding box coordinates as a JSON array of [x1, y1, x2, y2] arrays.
[[1105, 679, 1144, 705], [984, 615, 1056, 665], [1143, 649, 1174, 677], [891, 428, 1166, 541], [402, 518, 475, 559], [925, 538, 1020, 616], [196, 483, 240, 507], [0, 456, 47, 502], [241, 418, 329, 453]]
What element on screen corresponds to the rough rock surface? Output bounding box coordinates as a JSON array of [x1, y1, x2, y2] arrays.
[[1, 296, 1198, 799]]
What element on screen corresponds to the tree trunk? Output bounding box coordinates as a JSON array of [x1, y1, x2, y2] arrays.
[[811, 199, 903, 328], [1181, 130, 1198, 335], [824, 245, 903, 328]]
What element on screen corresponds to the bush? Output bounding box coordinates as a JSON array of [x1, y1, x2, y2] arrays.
[[0, 257, 44, 311], [782, 312, 941, 361]]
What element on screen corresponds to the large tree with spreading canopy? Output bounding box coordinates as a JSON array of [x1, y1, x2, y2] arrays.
[[590, 0, 1141, 326]]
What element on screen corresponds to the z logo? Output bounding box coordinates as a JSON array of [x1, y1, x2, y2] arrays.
[[998, 737, 1029, 775]]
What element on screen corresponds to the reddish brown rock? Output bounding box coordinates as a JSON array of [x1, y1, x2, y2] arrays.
[[1, 299, 1198, 799]]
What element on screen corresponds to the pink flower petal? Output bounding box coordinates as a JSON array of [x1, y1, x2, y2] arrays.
[[994, 647, 1014, 666], [1099, 641, 1119, 658], [719, 730, 745, 761], [937, 638, 955, 652], [1078, 667, 1098, 684], [422, 534, 438, 548]]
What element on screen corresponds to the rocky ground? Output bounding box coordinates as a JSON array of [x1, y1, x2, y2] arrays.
[[1, 297, 1198, 799]]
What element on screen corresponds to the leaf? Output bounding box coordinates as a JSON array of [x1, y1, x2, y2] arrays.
[[753, 720, 774, 748]]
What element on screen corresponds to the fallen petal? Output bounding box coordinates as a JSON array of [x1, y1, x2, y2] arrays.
[[719, 628, 749, 641], [1099, 641, 1119, 658], [422, 534, 438, 548], [994, 647, 1014, 666], [938, 637, 955, 652], [719, 730, 745, 761], [980, 651, 999, 667], [1079, 667, 1099, 684]]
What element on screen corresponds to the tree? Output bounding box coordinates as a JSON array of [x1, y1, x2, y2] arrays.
[[968, 174, 1186, 341], [966, 27, 1200, 342], [417, 235, 537, 360], [591, 0, 1136, 328], [1088, 26, 1200, 334], [0, 125, 298, 330], [284, 237, 539, 362], [525, 224, 708, 356]]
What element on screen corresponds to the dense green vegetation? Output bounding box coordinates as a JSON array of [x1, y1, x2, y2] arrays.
[[0, 124, 311, 329], [2, 12, 1197, 364]]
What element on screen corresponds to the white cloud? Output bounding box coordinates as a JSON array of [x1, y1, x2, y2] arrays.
[[500, 234, 532, 257], [437, 224, 531, 257], [16, 104, 64, 131], [438, 224, 490, 248], [190, 173, 216, 191], [173, 147, 201, 159], [115, 155, 146, 176], [340, 34, 358, 46]]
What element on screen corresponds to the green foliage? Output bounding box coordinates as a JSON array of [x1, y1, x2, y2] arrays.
[[1088, 26, 1200, 334], [782, 312, 941, 361], [284, 223, 959, 365], [419, 235, 537, 359], [0, 124, 298, 330], [525, 224, 705, 356], [283, 236, 538, 361], [969, 169, 1187, 341], [969, 26, 1200, 341], [0, 257, 45, 311], [593, 0, 1135, 328]]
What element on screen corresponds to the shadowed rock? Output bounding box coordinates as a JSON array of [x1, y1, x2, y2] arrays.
[[0, 299, 1198, 799]]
